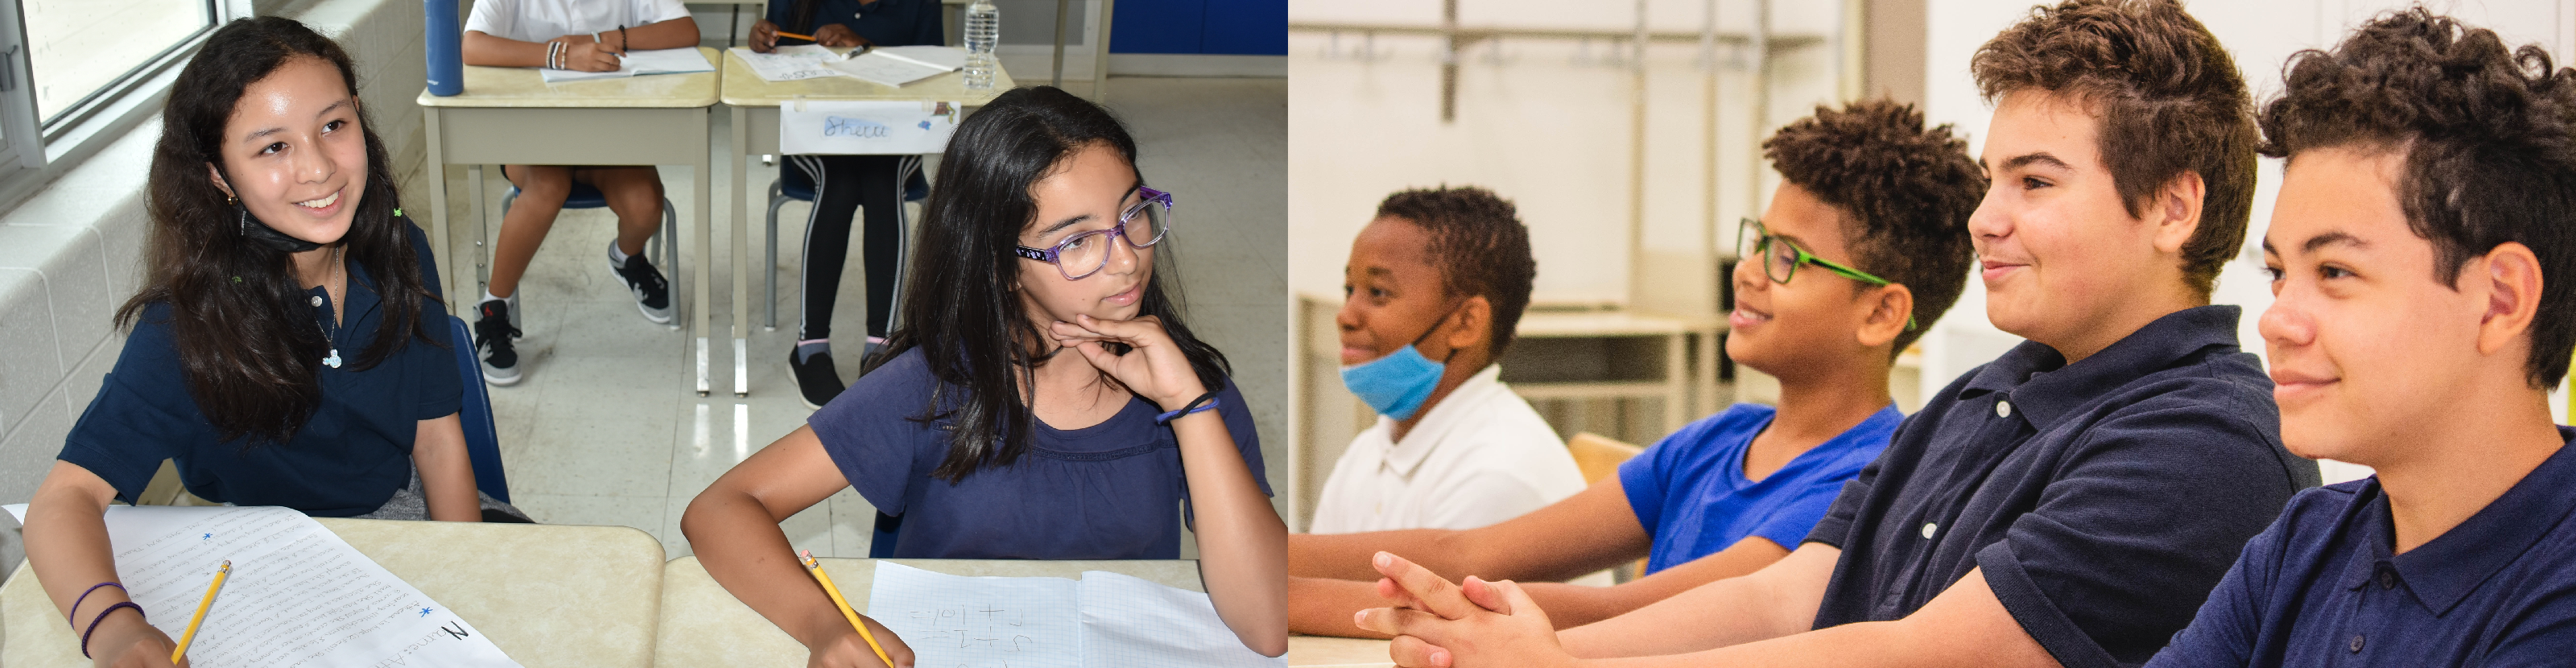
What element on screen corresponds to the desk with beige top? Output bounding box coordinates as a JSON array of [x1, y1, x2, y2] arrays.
[[653, 555, 1208, 665], [0, 518, 669, 667], [716, 49, 1013, 396], [416, 49, 724, 395]]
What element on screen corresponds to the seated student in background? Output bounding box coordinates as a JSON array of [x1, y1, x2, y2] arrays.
[[683, 86, 1286, 662], [458, 0, 697, 386], [2148, 11, 2576, 666], [1290, 100, 1984, 637], [22, 17, 523, 666], [1308, 187, 1586, 535], [745, 0, 945, 408], [1352, 2, 2318, 666]]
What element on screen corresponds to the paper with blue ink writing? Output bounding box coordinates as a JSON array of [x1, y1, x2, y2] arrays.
[[780, 101, 960, 155], [2, 505, 518, 667], [863, 561, 1285, 668]]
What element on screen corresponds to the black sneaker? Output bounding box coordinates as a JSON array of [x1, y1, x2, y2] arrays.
[[609, 242, 675, 324], [790, 348, 845, 410], [475, 300, 524, 386]]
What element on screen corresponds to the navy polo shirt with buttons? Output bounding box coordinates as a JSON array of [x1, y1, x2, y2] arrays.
[[56, 222, 460, 517], [2145, 429, 2576, 667], [1804, 305, 2321, 668]]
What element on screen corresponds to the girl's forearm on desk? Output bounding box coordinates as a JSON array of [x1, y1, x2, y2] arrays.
[[414, 414, 483, 522], [1171, 411, 1290, 656], [682, 426, 861, 650]]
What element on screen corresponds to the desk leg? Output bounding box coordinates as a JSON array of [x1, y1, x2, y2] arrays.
[[695, 109, 715, 397], [1094, 0, 1116, 101], [469, 164, 488, 295], [729, 105, 750, 397], [424, 107, 454, 313], [1665, 332, 1686, 435]]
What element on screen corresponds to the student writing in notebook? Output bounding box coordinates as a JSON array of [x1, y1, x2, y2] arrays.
[[745, 0, 947, 408], [23, 17, 518, 667], [1290, 100, 1984, 637], [683, 86, 1288, 666], [457, 0, 699, 386]]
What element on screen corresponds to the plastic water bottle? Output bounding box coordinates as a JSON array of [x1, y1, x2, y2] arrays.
[[964, 0, 999, 90], [425, 0, 463, 96]]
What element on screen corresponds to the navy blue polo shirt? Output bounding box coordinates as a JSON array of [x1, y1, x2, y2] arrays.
[[768, 0, 942, 47], [1805, 305, 2320, 668], [58, 222, 460, 517], [2146, 430, 2576, 667]]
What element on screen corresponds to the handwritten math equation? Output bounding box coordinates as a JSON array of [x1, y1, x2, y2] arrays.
[[902, 601, 1049, 664]]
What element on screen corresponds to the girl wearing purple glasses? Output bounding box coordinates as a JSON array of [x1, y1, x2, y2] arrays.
[[683, 85, 1286, 666]]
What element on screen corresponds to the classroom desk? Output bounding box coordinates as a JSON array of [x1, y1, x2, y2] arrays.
[[0, 518, 667, 668], [651, 555, 1199, 665], [716, 49, 1013, 396], [1289, 635, 1397, 667], [417, 48, 722, 394]]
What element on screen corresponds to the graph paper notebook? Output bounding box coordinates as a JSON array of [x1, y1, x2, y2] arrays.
[[863, 561, 1284, 668]]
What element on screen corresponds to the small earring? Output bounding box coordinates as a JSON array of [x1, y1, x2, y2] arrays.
[[225, 194, 237, 205]]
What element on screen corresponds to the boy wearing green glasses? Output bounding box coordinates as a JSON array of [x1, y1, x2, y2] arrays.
[[1290, 99, 1982, 637]]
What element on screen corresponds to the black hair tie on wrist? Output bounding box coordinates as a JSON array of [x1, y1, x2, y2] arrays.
[[1156, 390, 1223, 424], [80, 601, 144, 658]]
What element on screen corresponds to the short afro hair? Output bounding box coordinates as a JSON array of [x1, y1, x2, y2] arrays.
[[2260, 8, 2576, 389], [1374, 186, 1538, 359], [1971, 0, 2258, 299], [1763, 100, 1984, 354]]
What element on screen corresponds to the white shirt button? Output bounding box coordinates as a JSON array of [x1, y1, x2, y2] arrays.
[[1921, 522, 1938, 539], [1996, 400, 2013, 418], [310, 295, 323, 307]]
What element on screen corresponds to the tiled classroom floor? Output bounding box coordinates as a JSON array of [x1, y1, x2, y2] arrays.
[[431, 77, 1286, 560]]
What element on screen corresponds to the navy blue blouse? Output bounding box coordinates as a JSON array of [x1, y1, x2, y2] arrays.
[[810, 348, 1269, 559], [57, 223, 460, 517]]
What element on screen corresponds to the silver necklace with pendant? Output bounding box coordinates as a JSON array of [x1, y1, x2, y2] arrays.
[[311, 244, 344, 369]]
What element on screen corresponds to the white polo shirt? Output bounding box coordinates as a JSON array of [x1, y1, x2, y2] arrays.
[[1311, 365, 1587, 534], [465, 0, 691, 43]]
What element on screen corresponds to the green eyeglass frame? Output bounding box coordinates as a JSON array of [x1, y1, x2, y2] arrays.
[[1737, 217, 1918, 331]]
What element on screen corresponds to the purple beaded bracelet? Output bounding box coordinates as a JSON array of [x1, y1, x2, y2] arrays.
[[80, 601, 143, 658], [67, 581, 123, 626]]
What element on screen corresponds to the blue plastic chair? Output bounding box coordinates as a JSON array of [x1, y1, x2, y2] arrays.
[[869, 511, 902, 558], [764, 158, 928, 331], [447, 315, 512, 503]]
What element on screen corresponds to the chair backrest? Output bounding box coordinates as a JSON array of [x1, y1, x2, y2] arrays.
[[1568, 432, 1644, 485], [448, 315, 512, 503]]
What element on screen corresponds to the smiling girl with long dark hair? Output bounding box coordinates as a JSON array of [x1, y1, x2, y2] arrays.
[[684, 85, 1287, 666], [22, 17, 514, 665]]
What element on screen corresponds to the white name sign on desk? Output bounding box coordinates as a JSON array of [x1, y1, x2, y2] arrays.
[[779, 100, 960, 155], [3, 505, 520, 668]]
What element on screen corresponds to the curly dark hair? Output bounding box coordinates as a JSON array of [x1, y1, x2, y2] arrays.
[[1374, 186, 1538, 359], [1971, 0, 2257, 299], [1763, 100, 1984, 354], [2260, 8, 2576, 389]]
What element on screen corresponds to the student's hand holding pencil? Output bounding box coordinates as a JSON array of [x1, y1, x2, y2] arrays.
[[807, 614, 914, 668], [546, 35, 624, 72], [82, 615, 184, 668]]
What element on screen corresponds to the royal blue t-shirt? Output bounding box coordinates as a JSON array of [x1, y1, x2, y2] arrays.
[[1618, 403, 1898, 574], [57, 222, 460, 517], [809, 348, 1269, 559]]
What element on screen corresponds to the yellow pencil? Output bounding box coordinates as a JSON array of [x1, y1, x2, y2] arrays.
[[799, 550, 896, 668], [170, 560, 230, 664], [777, 31, 816, 41]]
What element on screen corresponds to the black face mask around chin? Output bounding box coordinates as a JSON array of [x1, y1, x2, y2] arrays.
[[237, 204, 324, 254]]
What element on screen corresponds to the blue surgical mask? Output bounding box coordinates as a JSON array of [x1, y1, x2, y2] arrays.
[[1340, 310, 1457, 421]]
